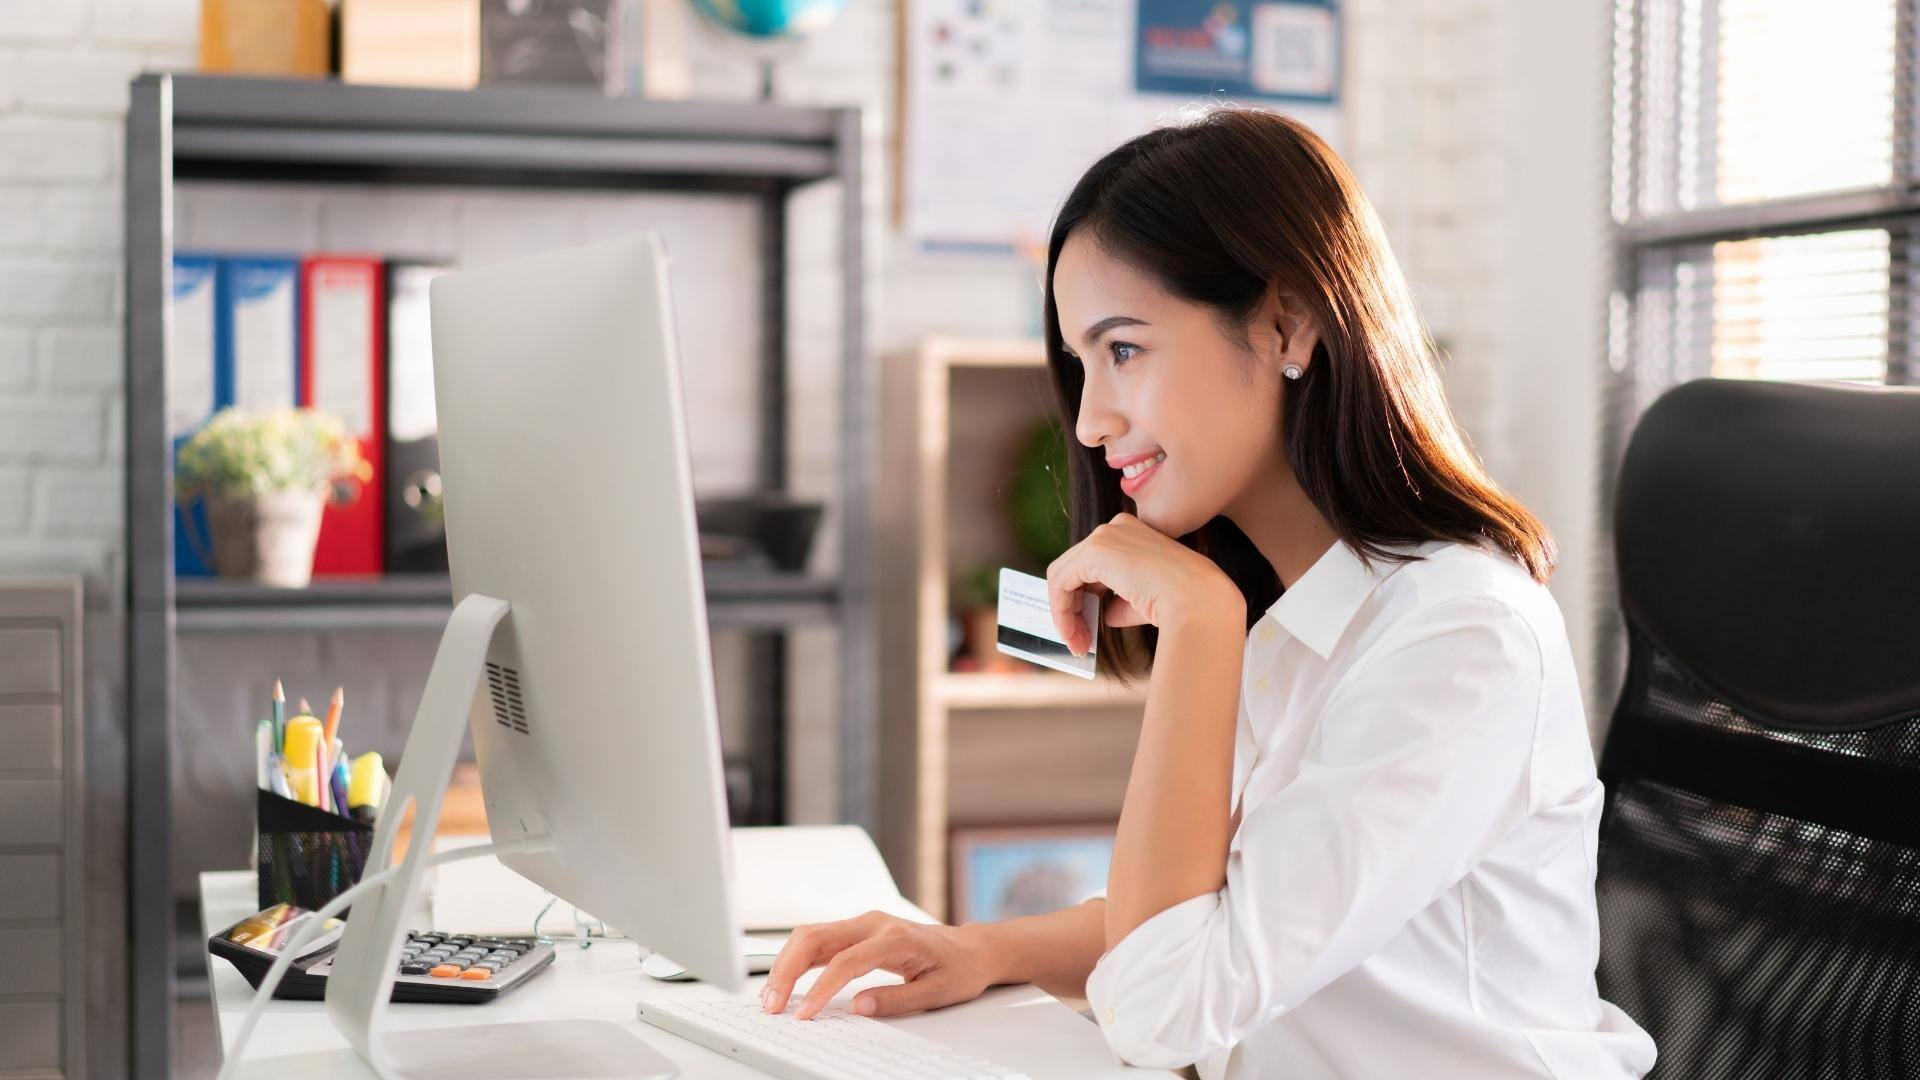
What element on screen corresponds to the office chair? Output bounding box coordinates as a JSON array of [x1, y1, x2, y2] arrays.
[[1595, 377, 1920, 1078]]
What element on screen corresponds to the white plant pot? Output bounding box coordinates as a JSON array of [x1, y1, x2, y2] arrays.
[[206, 489, 326, 588]]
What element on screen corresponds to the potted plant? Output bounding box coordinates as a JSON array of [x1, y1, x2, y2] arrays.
[[177, 407, 367, 588], [952, 562, 1020, 673], [951, 419, 1074, 674]]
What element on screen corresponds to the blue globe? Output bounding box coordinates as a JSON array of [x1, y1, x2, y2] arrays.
[[689, 0, 849, 39]]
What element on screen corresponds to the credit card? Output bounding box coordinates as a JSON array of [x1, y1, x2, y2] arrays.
[[996, 568, 1098, 679]]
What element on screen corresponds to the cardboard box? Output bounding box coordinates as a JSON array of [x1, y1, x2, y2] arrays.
[[341, 0, 481, 89]]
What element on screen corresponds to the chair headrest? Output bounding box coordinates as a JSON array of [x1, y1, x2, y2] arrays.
[[1615, 378, 1920, 730]]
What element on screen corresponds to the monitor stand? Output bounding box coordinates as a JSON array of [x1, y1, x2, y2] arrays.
[[319, 594, 680, 1080]]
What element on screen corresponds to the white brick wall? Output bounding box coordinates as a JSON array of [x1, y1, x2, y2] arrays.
[[0, 116, 118, 181], [34, 464, 120, 536], [0, 399, 107, 462], [1342, 0, 1612, 727], [8, 49, 145, 115], [0, 13, 163, 1074], [41, 324, 121, 390], [0, 465, 28, 528], [0, 0, 89, 43], [0, 257, 117, 320], [0, 327, 31, 389], [0, 188, 34, 247]]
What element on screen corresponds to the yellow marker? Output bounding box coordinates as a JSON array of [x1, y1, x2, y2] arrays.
[[281, 716, 324, 805], [349, 751, 386, 810]]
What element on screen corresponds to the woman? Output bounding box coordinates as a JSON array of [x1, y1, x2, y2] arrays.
[[759, 106, 1657, 1079]]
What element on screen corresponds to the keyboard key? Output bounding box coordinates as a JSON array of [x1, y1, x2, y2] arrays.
[[399, 963, 432, 976], [459, 968, 492, 980], [428, 964, 463, 978]]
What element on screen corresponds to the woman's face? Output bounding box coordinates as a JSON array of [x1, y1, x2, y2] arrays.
[[1053, 230, 1312, 537]]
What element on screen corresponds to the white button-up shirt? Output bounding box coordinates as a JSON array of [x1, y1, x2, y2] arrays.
[[1082, 539, 1657, 1078]]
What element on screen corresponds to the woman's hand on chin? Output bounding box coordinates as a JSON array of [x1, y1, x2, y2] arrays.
[[1046, 511, 1245, 654]]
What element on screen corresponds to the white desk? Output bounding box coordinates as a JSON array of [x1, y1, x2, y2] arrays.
[[199, 870, 1174, 1079]]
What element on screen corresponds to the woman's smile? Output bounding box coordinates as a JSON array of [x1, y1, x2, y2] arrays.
[[1115, 449, 1167, 495]]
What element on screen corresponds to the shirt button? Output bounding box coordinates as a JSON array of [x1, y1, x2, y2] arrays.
[[1103, 1006, 1116, 1024], [1253, 676, 1271, 694], [1258, 622, 1276, 643]]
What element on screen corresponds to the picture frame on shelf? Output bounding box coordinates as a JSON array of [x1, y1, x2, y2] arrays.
[[948, 822, 1115, 924]]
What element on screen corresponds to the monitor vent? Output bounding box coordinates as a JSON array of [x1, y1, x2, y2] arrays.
[[485, 662, 529, 735]]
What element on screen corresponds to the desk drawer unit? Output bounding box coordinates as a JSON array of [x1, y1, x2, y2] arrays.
[[0, 578, 84, 1077]]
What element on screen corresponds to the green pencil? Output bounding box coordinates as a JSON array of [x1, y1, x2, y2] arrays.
[[272, 679, 286, 752]]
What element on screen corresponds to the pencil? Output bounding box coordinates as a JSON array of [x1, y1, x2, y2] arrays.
[[298, 697, 312, 717], [323, 687, 343, 747], [272, 679, 286, 751]]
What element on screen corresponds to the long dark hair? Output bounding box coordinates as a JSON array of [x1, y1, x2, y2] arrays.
[[1044, 106, 1556, 680]]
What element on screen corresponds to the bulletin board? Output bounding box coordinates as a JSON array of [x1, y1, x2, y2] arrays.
[[900, 0, 1343, 254]]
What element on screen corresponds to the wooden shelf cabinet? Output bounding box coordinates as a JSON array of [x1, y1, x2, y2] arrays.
[[877, 338, 1146, 918]]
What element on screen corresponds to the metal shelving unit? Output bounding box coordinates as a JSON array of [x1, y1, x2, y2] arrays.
[[122, 73, 874, 1077], [171, 571, 843, 631]]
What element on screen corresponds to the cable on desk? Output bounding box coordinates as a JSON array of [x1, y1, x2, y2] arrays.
[[528, 890, 624, 949]]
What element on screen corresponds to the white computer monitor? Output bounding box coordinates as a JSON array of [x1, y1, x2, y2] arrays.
[[321, 234, 745, 1078]]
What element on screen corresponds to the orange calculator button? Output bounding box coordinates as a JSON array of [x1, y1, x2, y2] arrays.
[[429, 964, 462, 978], [459, 968, 493, 980]]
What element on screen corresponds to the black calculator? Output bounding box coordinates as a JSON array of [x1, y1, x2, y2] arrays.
[[209, 903, 556, 1004]]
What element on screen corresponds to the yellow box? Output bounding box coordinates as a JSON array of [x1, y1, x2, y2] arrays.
[[199, 0, 332, 78]]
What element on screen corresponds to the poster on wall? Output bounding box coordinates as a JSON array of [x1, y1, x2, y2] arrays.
[[949, 824, 1116, 923], [902, 0, 1343, 253], [1135, 0, 1340, 104]]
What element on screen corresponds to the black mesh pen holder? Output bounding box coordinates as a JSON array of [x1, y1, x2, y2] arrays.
[[257, 789, 375, 912]]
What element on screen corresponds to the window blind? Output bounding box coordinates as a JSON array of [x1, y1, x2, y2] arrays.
[[1626, 229, 1892, 415], [1623, 0, 1900, 220], [1613, 0, 1910, 398]]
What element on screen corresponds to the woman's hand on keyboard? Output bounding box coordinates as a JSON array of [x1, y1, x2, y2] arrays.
[[761, 910, 997, 1021]]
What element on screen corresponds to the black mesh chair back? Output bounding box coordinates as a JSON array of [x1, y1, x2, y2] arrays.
[[1596, 378, 1920, 1079]]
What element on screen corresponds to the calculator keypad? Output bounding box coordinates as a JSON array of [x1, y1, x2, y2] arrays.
[[394, 931, 541, 983]]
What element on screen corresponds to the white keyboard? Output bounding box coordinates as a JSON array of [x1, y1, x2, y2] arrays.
[[634, 996, 1030, 1080]]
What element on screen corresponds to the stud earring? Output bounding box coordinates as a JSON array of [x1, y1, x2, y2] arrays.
[[1283, 363, 1304, 381]]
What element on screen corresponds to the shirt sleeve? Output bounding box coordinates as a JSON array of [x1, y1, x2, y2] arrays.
[[1083, 596, 1545, 1068]]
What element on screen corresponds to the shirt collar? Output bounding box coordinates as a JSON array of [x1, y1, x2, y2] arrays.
[[1263, 539, 1433, 660]]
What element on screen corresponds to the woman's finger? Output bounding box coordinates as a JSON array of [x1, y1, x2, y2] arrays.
[[1046, 547, 1105, 656], [792, 935, 907, 1020], [1045, 549, 1084, 653], [761, 917, 871, 1014], [851, 971, 961, 1017], [1104, 595, 1147, 627]]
